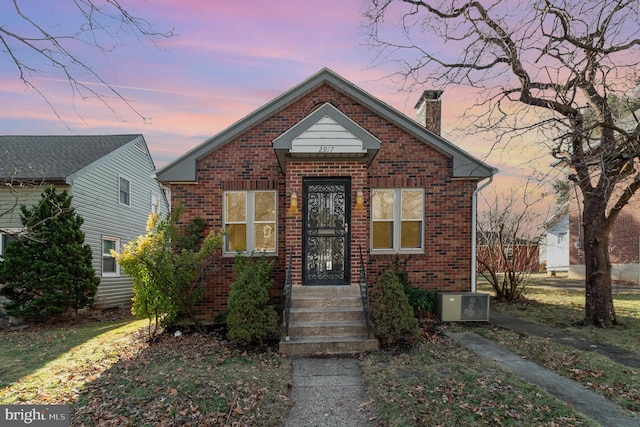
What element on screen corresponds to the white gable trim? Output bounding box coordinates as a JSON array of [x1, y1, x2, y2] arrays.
[[273, 103, 380, 171], [290, 115, 366, 155]]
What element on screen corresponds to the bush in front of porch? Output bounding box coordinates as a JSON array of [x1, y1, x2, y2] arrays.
[[370, 270, 422, 348], [227, 254, 280, 348]]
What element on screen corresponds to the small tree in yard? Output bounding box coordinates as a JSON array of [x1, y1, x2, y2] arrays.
[[114, 207, 224, 338], [0, 187, 99, 320], [370, 270, 422, 348], [227, 254, 280, 348], [477, 188, 544, 301]]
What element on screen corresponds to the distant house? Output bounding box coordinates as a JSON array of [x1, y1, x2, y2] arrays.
[[541, 190, 640, 284], [0, 135, 169, 308], [156, 69, 495, 354], [476, 231, 540, 274], [568, 191, 640, 284], [542, 203, 569, 275]]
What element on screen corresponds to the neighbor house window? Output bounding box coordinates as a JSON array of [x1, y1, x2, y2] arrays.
[[102, 237, 120, 275], [224, 190, 277, 254], [151, 192, 161, 213], [0, 231, 19, 261], [119, 177, 131, 206], [371, 189, 424, 253]]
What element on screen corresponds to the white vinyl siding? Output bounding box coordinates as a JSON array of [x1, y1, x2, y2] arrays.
[[71, 137, 169, 308]]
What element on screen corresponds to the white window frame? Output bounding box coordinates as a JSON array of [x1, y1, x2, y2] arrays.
[[119, 176, 131, 207], [370, 188, 424, 254], [223, 190, 277, 256], [102, 236, 120, 276], [151, 192, 161, 214], [0, 229, 20, 261]]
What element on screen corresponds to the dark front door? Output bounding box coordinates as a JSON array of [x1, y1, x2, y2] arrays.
[[303, 178, 350, 285]]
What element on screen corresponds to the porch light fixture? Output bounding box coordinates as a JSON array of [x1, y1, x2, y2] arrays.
[[287, 190, 299, 215], [355, 190, 365, 210]]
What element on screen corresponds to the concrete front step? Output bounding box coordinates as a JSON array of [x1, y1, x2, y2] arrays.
[[289, 306, 365, 322], [288, 320, 369, 337], [279, 336, 379, 357], [280, 285, 378, 356], [290, 295, 363, 309], [291, 285, 361, 296]]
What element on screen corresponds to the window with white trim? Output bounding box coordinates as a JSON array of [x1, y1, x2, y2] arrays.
[[119, 176, 131, 206], [0, 231, 19, 261], [371, 188, 424, 253], [102, 236, 120, 275], [151, 192, 161, 213], [224, 190, 277, 254]]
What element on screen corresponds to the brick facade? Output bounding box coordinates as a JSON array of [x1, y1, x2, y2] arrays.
[[160, 70, 492, 322], [569, 185, 640, 282]]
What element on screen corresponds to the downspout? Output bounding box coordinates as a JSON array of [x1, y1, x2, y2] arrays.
[[471, 173, 496, 292]]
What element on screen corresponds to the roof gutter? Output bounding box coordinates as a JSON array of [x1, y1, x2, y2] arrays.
[[471, 171, 497, 292]]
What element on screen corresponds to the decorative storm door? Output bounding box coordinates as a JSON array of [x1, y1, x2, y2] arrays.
[[303, 179, 350, 285]]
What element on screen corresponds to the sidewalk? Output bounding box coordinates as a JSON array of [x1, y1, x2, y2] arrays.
[[284, 357, 374, 427], [448, 331, 640, 427], [490, 310, 640, 368]]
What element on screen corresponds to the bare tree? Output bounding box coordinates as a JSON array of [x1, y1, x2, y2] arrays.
[[365, 0, 640, 327], [0, 0, 173, 124], [477, 186, 545, 301]]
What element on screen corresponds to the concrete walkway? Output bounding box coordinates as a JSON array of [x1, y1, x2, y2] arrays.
[[448, 331, 640, 427], [284, 357, 374, 427]]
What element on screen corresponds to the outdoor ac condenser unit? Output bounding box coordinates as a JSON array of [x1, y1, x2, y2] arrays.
[[436, 292, 490, 322]]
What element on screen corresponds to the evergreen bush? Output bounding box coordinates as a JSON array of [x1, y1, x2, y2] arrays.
[[389, 256, 437, 315], [0, 187, 99, 319], [227, 254, 279, 348], [370, 270, 422, 348]]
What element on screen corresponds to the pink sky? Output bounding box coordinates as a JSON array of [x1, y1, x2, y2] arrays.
[[0, 0, 553, 219]]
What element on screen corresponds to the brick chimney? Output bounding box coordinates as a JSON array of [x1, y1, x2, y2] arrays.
[[414, 90, 444, 136]]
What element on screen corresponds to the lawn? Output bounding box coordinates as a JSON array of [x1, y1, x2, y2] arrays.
[[2, 278, 638, 426], [0, 312, 291, 426], [361, 276, 640, 426]]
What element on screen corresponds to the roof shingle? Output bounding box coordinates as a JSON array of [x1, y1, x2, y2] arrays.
[[0, 135, 141, 183]]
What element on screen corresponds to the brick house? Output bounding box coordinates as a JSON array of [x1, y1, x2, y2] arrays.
[[568, 192, 640, 284], [156, 69, 494, 354]]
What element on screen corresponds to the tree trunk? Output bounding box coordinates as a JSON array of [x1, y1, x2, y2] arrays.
[[582, 200, 617, 327]]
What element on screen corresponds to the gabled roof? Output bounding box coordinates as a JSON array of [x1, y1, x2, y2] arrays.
[[0, 134, 147, 185], [155, 68, 495, 183], [543, 203, 569, 229], [272, 102, 381, 169]]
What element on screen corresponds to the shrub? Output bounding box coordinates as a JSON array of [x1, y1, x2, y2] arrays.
[[404, 286, 438, 314], [227, 254, 280, 348], [370, 270, 422, 348], [389, 256, 437, 315], [114, 207, 223, 337], [0, 187, 99, 320]]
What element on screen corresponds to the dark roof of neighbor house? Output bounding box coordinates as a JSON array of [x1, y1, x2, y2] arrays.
[[0, 134, 145, 184], [155, 68, 496, 183]]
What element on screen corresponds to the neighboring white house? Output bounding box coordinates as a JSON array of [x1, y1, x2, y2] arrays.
[[542, 203, 569, 276], [0, 135, 169, 308]]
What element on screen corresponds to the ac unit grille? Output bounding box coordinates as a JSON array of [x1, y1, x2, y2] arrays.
[[436, 292, 490, 322]]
